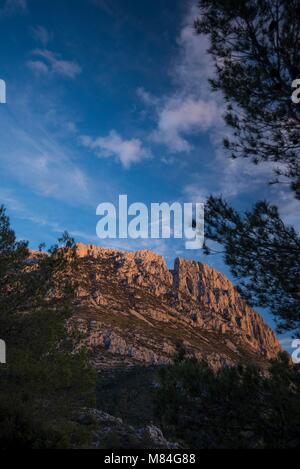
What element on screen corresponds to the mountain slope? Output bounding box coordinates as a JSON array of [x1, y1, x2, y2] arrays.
[[72, 243, 281, 370]]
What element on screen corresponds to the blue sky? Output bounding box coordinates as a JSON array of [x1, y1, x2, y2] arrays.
[[0, 0, 298, 346]]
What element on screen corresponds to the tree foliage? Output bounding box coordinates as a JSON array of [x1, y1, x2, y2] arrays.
[[204, 197, 300, 335], [154, 354, 300, 449], [195, 0, 300, 198], [193, 1, 300, 335], [0, 206, 96, 448]]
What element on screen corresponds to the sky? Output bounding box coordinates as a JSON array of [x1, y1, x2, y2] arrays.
[[0, 0, 298, 348]]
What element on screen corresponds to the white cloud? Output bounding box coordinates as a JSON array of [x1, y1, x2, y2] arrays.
[[173, 4, 214, 94], [81, 130, 150, 169], [138, 2, 295, 213], [137, 3, 222, 154], [183, 183, 209, 203], [29, 49, 81, 78], [152, 97, 219, 153]]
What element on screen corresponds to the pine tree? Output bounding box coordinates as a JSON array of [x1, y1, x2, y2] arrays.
[[0, 206, 96, 448], [193, 1, 300, 335], [195, 0, 300, 198]]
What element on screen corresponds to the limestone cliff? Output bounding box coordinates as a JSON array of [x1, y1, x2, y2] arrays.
[[73, 243, 281, 370]]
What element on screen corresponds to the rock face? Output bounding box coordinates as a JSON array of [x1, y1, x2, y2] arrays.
[[73, 243, 281, 370], [76, 408, 182, 449]]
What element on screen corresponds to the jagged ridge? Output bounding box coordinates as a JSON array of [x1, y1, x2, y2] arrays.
[[73, 243, 281, 370]]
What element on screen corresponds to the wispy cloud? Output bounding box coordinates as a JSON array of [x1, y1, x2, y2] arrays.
[[90, 0, 114, 15], [0, 189, 100, 246], [0, 0, 27, 17], [136, 88, 160, 108], [0, 188, 63, 232], [81, 130, 150, 169], [0, 189, 26, 213], [138, 3, 222, 154], [27, 59, 49, 74], [151, 97, 219, 153], [183, 154, 280, 204], [0, 109, 97, 207], [31, 25, 52, 46], [28, 49, 82, 78]]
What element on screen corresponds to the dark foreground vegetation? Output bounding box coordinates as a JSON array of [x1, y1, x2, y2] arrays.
[[0, 206, 96, 449], [0, 207, 300, 449], [97, 353, 300, 449], [154, 354, 300, 449]]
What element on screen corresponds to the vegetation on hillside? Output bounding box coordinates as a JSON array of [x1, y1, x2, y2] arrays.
[[0, 206, 96, 449], [153, 353, 300, 448]]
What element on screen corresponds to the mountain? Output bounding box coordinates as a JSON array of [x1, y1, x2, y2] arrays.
[[71, 243, 281, 371]]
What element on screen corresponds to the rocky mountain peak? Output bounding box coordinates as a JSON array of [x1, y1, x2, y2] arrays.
[[73, 243, 281, 370]]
